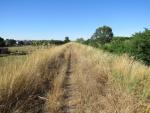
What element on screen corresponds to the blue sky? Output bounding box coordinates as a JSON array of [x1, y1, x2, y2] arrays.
[[0, 0, 150, 40]]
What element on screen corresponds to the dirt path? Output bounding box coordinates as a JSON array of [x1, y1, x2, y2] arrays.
[[62, 51, 77, 113]]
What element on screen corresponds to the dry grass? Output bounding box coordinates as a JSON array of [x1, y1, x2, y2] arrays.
[[67, 43, 150, 113], [0, 43, 150, 113], [8, 45, 52, 54], [44, 49, 70, 113], [0, 45, 67, 113], [66, 43, 135, 113]]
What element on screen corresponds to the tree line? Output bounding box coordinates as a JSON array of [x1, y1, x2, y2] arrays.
[[77, 26, 150, 65], [0, 37, 70, 47]]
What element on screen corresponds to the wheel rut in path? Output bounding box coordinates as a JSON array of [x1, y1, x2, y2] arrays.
[[62, 51, 77, 113]]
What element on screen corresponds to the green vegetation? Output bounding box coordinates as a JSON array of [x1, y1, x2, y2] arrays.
[[64, 36, 70, 43], [81, 26, 150, 65], [31, 40, 65, 46], [101, 37, 131, 54], [91, 25, 113, 44], [76, 38, 84, 43], [129, 29, 150, 65], [5, 39, 16, 46], [0, 37, 70, 47]]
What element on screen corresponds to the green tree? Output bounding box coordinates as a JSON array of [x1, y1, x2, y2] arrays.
[[91, 26, 113, 44], [64, 36, 70, 43], [5, 39, 16, 46], [130, 29, 150, 65], [0, 37, 5, 47]]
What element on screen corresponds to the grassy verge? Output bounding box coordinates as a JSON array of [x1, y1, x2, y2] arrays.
[[0, 45, 67, 113], [71, 43, 150, 112]]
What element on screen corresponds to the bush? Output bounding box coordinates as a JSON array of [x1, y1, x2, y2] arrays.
[[129, 29, 150, 65], [76, 38, 84, 43], [83, 39, 102, 48], [102, 37, 130, 54]]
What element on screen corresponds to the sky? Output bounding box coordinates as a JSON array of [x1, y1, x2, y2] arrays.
[[0, 0, 150, 40]]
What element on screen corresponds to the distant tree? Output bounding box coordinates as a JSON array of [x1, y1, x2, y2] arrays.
[[91, 26, 113, 44], [0, 37, 5, 47], [5, 39, 16, 46], [23, 40, 32, 45], [64, 36, 70, 43], [76, 38, 84, 43], [17, 41, 24, 46]]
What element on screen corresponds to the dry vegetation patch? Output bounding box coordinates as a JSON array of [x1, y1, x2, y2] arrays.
[[0, 45, 68, 113]]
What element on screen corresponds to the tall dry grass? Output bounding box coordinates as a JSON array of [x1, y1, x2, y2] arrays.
[[44, 49, 71, 113], [0, 43, 150, 113], [69, 43, 150, 113], [0, 45, 67, 113]]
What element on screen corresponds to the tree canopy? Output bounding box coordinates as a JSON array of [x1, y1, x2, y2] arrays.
[[130, 29, 150, 65], [91, 26, 113, 44], [64, 37, 70, 43]]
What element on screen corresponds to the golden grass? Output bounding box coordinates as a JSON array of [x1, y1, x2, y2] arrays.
[[66, 43, 150, 113], [0, 43, 150, 113], [44, 50, 70, 113], [0, 45, 67, 113], [66, 43, 135, 113]]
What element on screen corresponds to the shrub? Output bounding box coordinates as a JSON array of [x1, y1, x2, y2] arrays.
[[130, 29, 150, 65], [102, 37, 130, 54]]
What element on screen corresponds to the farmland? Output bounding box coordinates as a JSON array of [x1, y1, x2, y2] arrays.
[[0, 43, 150, 113]]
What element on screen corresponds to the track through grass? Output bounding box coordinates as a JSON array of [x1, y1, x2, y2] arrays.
[[0, 43, 150, 113]]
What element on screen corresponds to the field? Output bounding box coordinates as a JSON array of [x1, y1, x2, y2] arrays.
[[0, 43, 150, 113]]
